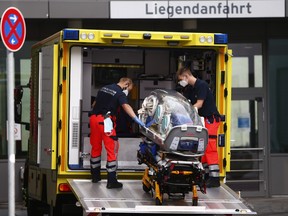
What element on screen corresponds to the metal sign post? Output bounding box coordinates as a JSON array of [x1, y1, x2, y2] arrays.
[[7, 50, 15, 216], [0, 7, 26, 216]]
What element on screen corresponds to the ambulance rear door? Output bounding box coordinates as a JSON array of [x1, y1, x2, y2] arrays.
[[38, 44, 59, 170]]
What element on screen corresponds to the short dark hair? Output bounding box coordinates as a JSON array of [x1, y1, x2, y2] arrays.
[[176, 67, 192, 77]]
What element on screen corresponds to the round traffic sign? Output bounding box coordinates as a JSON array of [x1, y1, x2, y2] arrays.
[[0, 7, 26, 52]]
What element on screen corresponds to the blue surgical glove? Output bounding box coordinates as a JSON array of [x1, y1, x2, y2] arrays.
[[133, 116, 145, 127], [145, 119, 155, 127]]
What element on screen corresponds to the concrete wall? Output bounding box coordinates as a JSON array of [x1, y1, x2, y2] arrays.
[[0, 0, 109, 19], [1, 0, 288, 19]]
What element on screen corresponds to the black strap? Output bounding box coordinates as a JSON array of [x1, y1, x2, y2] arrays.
[[110, 136, 118, 141], [206, 114, 222, 123]]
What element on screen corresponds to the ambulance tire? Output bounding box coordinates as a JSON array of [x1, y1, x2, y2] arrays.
[[27, 198, 49, 216], [50, 194, 83, 216], [50, 203, 61, 216]]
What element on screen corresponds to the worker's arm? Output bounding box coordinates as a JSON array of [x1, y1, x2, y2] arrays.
[[122, 103, 145, 127], [122, 103, 137, 118], [193, 99, 204, 109], [91, 100, 96, 108]]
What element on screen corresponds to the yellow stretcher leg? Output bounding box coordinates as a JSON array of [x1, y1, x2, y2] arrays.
[[154, 181, 163, 205], [192, 185, 198, 206], [142, 168, 151, 192]]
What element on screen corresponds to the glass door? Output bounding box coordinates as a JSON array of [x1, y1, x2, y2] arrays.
[[226, 96, 267, 196], [268, 39, 288, 196], [226, 43, 268, 197]]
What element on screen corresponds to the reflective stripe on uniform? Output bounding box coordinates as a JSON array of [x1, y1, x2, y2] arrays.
[[209, 171, 220, 177], [106, 160, 118, 173], [90, 156, 101, 169], [209, 164, 220, 177], [209, 164, 220, 171]]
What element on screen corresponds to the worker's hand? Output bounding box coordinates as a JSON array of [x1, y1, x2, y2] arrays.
[[133, 116, 145, 127]]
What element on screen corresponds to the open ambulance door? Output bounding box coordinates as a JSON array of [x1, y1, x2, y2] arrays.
[[38, 44, 59, 170]]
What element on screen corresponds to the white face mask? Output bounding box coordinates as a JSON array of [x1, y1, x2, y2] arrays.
[[123, 89, 129, 96], [178, 80, 188, 87]]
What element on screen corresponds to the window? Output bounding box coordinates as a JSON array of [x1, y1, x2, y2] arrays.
[[229, 43, 263, 88], [0, 41, 36, 158], [268, 39, 288, 153]]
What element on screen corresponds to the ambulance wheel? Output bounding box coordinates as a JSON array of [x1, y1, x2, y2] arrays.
[[155, 197, 163, 206], [27, 198, 48, 216], [50, 194, 82, 216], [142, 183, 151, 193], [192, 197, 198, 206]]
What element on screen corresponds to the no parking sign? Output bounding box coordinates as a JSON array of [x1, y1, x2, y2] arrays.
[[0, 7, 26, 52], [1, 7, 26, 215]]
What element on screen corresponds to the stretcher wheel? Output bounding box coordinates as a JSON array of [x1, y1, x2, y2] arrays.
[[192, 197, 198, 206], [142, 183, 151, 193], [155, 197, 163, 206], [192, 185, 198, 206]]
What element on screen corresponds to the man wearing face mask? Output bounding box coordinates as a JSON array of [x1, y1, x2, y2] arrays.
[[176, 67, 221, 188], [90, 77, 145, 189]]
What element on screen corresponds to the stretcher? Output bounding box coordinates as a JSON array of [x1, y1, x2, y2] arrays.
[[137, 89, 209, 205]]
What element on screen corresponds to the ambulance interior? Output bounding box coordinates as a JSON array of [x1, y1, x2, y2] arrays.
[[68, 46, 218, 171]]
